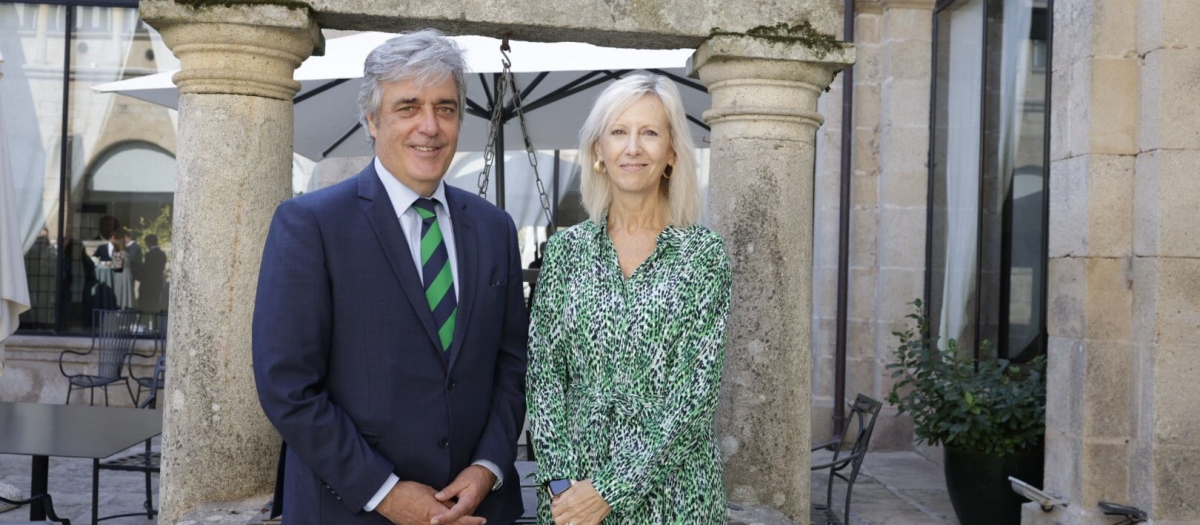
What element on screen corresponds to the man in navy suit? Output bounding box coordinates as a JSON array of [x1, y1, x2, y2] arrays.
[[253, 30, 527, 525]]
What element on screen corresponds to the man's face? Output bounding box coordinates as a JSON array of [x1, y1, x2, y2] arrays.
[[367, 75, 461, 195]]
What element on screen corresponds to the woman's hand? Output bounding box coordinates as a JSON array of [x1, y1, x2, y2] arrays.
[[550, 479, 611, 525]]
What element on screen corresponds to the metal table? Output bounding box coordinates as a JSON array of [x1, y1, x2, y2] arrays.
[[0, 402, 163, 522]]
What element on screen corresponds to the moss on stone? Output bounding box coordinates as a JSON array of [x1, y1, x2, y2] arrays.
[[173, 0, 313, 12], [709, 21, 845, 58]]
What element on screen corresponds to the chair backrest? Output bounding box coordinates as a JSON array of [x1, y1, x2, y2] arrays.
[[153, 312, 169, 356], [844, 394, 883, 465], [91, 309, 140, 380], [139, 356, 167, 409]]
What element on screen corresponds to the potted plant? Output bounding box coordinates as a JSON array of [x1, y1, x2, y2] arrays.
[[886, 300, 1046, 525]]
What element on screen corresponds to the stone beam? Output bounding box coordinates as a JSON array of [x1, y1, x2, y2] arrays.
[[138, 3, 321, 523], [141, 0, 840, 50], [691, 34, 854, 524]]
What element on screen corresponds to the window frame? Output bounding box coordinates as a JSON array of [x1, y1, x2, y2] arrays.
[[923, 0, 1054, 362]]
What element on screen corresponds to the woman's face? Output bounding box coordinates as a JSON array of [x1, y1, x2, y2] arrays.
[[595, 94, 676, 199]]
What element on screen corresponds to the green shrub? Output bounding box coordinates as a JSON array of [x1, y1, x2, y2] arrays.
[[886, 299, 1046, 455]]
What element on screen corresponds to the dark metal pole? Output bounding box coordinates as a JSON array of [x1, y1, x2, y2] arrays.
[[30, 456, 48, 521], [493, 73, 506, 210], [552, 149, 560, 230], [54, 5, 74, 333], [496, 126, 506, 210], [832, 0, 855, 441]]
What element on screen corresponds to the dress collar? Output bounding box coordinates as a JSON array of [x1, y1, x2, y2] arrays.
[[591, 208, 687, 252]]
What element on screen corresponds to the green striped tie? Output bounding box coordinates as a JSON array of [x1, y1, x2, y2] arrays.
[[413, 198, 456, 352]]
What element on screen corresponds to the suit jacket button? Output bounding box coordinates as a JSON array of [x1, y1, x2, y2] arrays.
[[448, 381, 457, 390], [439, 438, 450, 449]]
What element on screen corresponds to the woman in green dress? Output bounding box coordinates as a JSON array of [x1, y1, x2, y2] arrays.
[[527, 73, 732, 525]]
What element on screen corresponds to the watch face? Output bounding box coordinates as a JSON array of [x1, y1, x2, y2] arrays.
[[548, 479, 572, 497]]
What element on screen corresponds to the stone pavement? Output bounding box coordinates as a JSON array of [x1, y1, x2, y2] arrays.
[[811, 450, 956, 525], [0, 442, 953, 525]]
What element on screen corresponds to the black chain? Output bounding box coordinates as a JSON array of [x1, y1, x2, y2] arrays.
[[476, 39, 555, 232]]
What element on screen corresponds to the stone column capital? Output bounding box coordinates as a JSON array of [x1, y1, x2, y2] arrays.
[[141, 1, 323, 100], [688, 34, 855, 142]]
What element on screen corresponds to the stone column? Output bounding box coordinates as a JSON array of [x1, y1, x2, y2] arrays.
[[692, 35, 854, 523], [1129, 0, 1200, 521], [138, 3, 321, 523], [1025, 0, 1200, 524]]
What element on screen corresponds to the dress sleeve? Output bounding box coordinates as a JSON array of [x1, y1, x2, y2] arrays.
[[590, 236, 732, 513], [526, 235, 579, 484]]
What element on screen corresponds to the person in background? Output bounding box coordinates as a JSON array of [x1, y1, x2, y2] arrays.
[[526, 74, 732, 525], [138, 234, 167, 314], [94, 215, 120, 262], [123, 229, 143, 280]]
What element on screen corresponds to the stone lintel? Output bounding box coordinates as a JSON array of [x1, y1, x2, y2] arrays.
[[302, 0, 841, 50], [141, 1, 323, 100]]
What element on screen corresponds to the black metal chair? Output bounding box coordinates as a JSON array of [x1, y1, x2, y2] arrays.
[[59, 309, 139, 406], [129, 312, 168, 406], [810, 394, 883, 525], [513, 461, 538, 524], [0, 493, 71, 525], [92, 355, 164, 523]]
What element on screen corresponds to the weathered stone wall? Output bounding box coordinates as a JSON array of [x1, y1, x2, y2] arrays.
[[1022, 0, 1200, 524], [810, 0, 930, 453]]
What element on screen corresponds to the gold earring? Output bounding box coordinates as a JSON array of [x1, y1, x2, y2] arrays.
[[593, 160, 606, 174]]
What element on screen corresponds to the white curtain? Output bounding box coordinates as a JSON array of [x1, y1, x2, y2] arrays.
[[1, 50, 33, 377], [996, 0, 1034, 208], [938, 0, 985, 346], [0, 4, 61, 253]]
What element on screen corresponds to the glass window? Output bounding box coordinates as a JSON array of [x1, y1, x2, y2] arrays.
[[61, 5, 177, 332], [927, 0, 1050, 361], [4, 1, 177, 334]]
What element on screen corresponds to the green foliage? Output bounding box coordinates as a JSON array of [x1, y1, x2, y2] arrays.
[[886, 299, 1046, 455], [136, 205, 172, 249]]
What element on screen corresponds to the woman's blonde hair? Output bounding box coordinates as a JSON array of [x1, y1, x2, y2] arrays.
[[578, 74, 701, 226]]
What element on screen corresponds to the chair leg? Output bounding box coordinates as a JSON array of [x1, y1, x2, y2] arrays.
[[90, 387, 95, 406], [66, 384, 73, 405], [93, 458, 101, 525], [104, 385, 110, 407], [126, 378, 137, 406], [143, 439, 154, 518]]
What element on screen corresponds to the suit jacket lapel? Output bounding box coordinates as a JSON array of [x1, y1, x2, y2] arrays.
[[445, 187, 478, 373], [357, 166, 446, 368]]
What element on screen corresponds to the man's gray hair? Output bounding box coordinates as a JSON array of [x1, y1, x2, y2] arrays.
[[357, 29, 468, 149]]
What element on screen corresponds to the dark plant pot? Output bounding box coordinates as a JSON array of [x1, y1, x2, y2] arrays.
[[944, 446, 1044, 525]]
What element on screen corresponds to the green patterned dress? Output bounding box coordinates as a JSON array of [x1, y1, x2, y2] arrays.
[[527, 216, 731, 524]]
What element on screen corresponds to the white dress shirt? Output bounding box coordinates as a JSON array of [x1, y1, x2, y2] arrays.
[[364, 158, 503, 512]]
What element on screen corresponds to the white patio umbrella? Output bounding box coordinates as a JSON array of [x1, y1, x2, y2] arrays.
[[94, 32, 712, 160]]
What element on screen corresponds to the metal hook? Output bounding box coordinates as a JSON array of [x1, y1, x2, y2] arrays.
[[500, 32, 512, 68]]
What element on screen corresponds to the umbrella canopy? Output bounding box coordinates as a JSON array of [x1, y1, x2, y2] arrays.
[[94, 33, 711, 160]]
